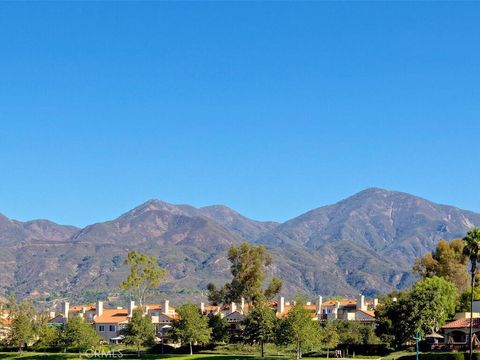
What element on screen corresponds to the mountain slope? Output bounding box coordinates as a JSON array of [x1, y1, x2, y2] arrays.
[[198, 205, 278, 242], [258, 188, 480, 294], [1, 188, 479, 301]]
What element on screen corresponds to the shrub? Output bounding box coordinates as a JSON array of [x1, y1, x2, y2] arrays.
[[398, 353, 465, 360]]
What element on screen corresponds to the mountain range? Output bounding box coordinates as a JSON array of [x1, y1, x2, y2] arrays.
[[1, 188, 479, 303]]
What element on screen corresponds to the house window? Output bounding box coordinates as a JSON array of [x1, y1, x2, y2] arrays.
[[99, 325, 105, 332], [109, 325, 115, 332]]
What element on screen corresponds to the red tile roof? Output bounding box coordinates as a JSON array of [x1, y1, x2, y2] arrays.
[[443, 318, 480, 329], [322, 299, 357, 307], [356, 309, 376, 318], [94, 309, 129, 324], [146, 304, 176, 311]]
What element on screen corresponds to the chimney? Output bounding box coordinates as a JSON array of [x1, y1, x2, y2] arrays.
[[96, 301, 104, 318], [241, 297, 245, 314], [200, 302, 205, 314], [316, 295, 323, 315], [356, 294, 366, 311], [279, 296, 285, 314], [230, 302, 237, 313], [332, 302, 339, 320], [164, 300, 170, 314], [128, 301, 135, 317], [373, 298, 379, 309], [62, 302, 70, 319]]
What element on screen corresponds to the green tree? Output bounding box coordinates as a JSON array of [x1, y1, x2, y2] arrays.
[[264, 277, 283, 301], [207, 242, 283, 305], [10, 311, 34, 350], [171, 303, 211, 355], [411, 276, 458, 332], [34, 314, 60, 351], [375, 277, 458, 349], [414, 239, 470, 292], [319, 322, 339, 358], [463, 227, 480, 360], [457, 288, 480, 312], [61, 316, 99, 352], [332, 320, 379, 355], [335, 320, 380, 345], [124, 308, 155, 356], [242, 300, 277, 357], [208, 314, 229, 343], [375, 292, 415, 349], [206, 284, 225, 306], [120, 250, 168, 308], [275, 299, 321, 359]]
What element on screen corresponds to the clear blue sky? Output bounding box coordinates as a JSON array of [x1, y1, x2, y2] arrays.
[[1, 2, 479, 227]]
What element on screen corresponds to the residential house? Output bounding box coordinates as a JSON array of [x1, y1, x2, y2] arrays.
[[92, 301, 129, 342], [48, 302, 96, 327], [441, 302, 480, 348], [275, 295, 378, 325], [145, 300, 179, 339], [49, 299, 178, 343], [200, 300, 246, 338]]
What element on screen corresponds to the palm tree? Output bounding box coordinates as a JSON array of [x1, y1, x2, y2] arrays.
[[463, 227, 480, 360]]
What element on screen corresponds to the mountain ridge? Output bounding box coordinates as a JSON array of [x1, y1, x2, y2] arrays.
[[1, 188, 479, 302]]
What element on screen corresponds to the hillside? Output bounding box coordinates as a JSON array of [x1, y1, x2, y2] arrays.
[[1, 188, 479, 302]]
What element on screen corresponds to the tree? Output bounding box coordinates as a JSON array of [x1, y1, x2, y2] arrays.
[[10, 311, 34, 350], [8, 300, 37, 351], [61, 316, 99, 352], [34, 314, 60, 351], [208, 314, 229, 343], [410, 276, 458, 332], [120, 250, 168, 308], [124, 309, 155, 356], [375, 277, 458, 349], [332, 320, 379, 356], [319, 322, 339, 358], [207, 242, 283, 305], [414, 239, 469, 292], [275, 299, 321, 359], [242, 300, 277, 357], [463, 227, 480, 360], [264, 277, 283, 301], [206, 283, 225, 306], [171, 303, 211, 355]]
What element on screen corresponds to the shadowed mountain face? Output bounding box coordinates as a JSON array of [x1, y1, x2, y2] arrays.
[[1, 188, 479, 301]]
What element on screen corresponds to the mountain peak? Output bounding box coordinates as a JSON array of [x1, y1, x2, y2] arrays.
[[113, 199, 186, 223]]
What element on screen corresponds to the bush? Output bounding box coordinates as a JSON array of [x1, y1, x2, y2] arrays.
[[398, 353, 465, 360]]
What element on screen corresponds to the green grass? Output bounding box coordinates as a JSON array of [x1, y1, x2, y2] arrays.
[[0, 353, 388, 360], [0, 354, 288, 360], [380, 352, 414, 360]]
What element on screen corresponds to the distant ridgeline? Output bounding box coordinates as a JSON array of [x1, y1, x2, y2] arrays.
[[1, 188, 479, 302]]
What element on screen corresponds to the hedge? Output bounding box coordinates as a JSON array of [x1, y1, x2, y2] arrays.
[[398, 353, 480, 360]]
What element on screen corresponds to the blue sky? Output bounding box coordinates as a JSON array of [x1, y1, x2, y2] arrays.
[[1, 2, 479, 227]]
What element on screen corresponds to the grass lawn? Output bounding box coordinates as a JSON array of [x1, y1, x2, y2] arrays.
[[0, 354, 385, 360], [0, 354, 293, 360]]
